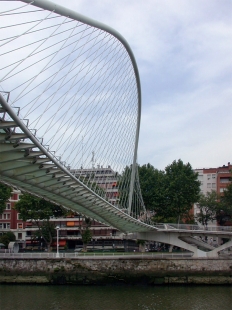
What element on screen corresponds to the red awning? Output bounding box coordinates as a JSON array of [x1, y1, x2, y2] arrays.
[[52, 240, 66, 247]]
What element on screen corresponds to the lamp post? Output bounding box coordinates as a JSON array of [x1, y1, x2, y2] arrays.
[[56, 226, 60, 258]]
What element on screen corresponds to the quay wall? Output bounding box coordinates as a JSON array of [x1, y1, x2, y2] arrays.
[[0, 257, 232, 285]]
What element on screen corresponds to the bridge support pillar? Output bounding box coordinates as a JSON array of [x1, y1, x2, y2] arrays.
[[206, 238, 232, 258], [127, 232, 231, 258]]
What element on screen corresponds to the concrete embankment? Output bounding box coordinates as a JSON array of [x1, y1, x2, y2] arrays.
[[0, 257, 232, 285]]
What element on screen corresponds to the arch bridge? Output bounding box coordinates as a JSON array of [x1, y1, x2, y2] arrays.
[[0, 0, 231, 257]]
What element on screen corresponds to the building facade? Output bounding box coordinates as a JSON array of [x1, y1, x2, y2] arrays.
[[0, 189, 26, 242], [71, 165, 119, 205], [0, 188, 127, 251], [194, 162, 232, 225]]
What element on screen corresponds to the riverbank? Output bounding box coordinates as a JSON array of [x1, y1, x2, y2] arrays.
[[0, 257, 232, 285]]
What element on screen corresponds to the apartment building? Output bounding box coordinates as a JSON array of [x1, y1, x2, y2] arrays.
[[0, 189, 26, 241], [0, 188, 124, 251], [194, 162, 232, 224], [71, 165, 119, 205]]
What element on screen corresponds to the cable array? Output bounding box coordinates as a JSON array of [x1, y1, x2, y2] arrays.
[[0, 0, 147, 221]]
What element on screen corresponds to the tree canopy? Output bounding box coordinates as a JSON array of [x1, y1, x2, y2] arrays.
[[0, 183, 12, 214], [15, 193, 67, 221], [195, 191, 219, 228], [138, 160, 201, 223], [78, 217, 92, 252], [216, 183, 232, 225], [14, 193, 67, 251], [0, 231, 16, 247]]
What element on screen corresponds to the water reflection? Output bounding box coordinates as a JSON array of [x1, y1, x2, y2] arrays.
[[0, 285, 232, 310]]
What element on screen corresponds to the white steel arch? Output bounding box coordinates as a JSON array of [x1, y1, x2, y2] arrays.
[[0, 0, 148, 231], [1, 1, 232, 258]]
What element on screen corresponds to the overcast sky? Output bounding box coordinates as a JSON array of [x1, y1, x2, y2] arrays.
[[49, 0, 232, 170]]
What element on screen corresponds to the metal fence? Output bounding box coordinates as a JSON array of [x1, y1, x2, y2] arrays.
[[161, 224, 232, 232], [0, 251, 192, 259]]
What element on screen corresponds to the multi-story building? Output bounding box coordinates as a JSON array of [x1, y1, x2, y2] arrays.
[[25, 215, 123, 250], [0, 187, 127, 251], [194, 162, 232, 225], [71, 165, 119, 205], [0, 189, 26, 242]]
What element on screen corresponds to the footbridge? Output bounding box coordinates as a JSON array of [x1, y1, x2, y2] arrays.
[[0, 0, 232, 257]]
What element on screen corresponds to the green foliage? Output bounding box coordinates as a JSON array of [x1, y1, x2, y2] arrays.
[[163, 159, 200, 221], [216, 183, 232, 225], [195, 191, 219, 227], [0, 183, 12, 214], [81, 229, 92, 245], [138, 164, 165, 210], [14, 193, 67, 250], [0, 231, 16, 247], [139, 160, 200, 223], [15, 193, 67, 222], [139, 164, 168, 220], [118, 165, 147, 216], [33, 222, 56, 247], [79, 217, 92, 251]]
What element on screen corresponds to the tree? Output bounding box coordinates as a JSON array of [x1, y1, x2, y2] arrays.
[[32, 221, 56, 250], [139, 160, 201, 223], [216, 183, 232, 225], [195, 191, 219, 228], [118, 164, 165, 218], [0, 183, 12, 214], [163, 160, 200, 222], [138, 164, 165, 210], [14, 193, 67, 251], [0, 231, 16, 247], [79, 217, 92, 252]]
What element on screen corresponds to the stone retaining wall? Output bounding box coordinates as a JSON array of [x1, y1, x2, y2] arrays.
[[0, 257, 232, 285]]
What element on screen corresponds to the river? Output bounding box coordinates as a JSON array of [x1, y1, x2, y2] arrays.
[[0, 285, 232, 310]]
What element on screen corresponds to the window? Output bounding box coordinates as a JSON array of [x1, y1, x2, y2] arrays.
[[17, 213, 21, 220], [0, 213, 10, 219], [220, 178, 230, 183], [212, 174, 216, 179], [0, 223, 10, 229], [5, 203, 11, 210], [17, 223, 23, 229], [18, 233, 22, 239], [207, 183, 211, 188], [207, 174, 211, 180], [212, 183, 216, 188], [220, 188, 224, 193], [3, 213, 11, 220]]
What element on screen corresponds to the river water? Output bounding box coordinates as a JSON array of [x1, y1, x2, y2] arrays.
[[0, 285, 232, 310]]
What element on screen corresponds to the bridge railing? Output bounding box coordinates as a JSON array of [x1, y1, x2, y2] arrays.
[[0, 252, 192, 259], [163, 224, 232, 232]]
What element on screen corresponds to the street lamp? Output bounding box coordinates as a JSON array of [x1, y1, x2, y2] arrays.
[[56, 226, 60, 258]]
